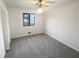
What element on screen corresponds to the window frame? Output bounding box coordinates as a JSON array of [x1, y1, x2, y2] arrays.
[[23, 13, 35, 26], [30, 13, 35, 26]]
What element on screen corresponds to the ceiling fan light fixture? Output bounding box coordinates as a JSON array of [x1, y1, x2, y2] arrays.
[[37, 7, 43, 14]]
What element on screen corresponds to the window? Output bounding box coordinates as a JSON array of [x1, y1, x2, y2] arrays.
[[23, 13, 35, 26]]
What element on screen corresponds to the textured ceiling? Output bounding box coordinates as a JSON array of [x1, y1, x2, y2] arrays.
[[3, 0, 78, 10]]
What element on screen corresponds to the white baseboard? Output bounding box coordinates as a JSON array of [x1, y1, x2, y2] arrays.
[[45, 32, 79, 52]]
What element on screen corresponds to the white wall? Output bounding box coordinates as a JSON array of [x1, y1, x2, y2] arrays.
[[8, 7, 45, 38], [45, 1, 79, 52], [1, 9, 10, 50], [0, 8, 5, 58], [0, 0, 6, 9], [0, 0, 7, 57]]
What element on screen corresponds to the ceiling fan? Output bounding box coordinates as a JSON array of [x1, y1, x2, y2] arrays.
[[35, 0, 55, 8], [32, 0, 55, 13]]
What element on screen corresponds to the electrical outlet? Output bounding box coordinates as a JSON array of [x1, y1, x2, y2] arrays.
[[28, 32, 31, 34]]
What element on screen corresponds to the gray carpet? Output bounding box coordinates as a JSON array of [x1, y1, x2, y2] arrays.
[[5, 33, 79, 58]]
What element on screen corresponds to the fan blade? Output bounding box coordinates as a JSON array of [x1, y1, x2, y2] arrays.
[[32, 0, 55, 3], [41, 1, 48, 7], [39, 0, 43, 2], [32, 0, 42, 1], [46, 1, 55, 3]]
